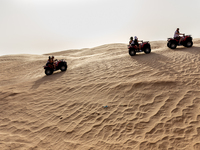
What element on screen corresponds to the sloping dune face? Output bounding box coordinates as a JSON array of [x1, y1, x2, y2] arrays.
[[1, 40, 200, 150]]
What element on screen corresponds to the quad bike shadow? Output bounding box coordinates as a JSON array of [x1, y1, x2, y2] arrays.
[[171, 46, 200, 55], [131, 51, 178, 75], [31, 71, 65, 90]]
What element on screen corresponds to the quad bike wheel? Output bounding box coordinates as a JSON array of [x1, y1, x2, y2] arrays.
[[184, 41, 193, 48], [167, 42, 170, 48], [144, 46, 151, 54], [129, 48, 136, 56], [45, 69, 53, 75], [60, 65, 67, 71], [169, 42, 177, 49]]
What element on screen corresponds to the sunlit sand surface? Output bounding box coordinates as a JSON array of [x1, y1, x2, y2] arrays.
[[1, 39, 200, 150]]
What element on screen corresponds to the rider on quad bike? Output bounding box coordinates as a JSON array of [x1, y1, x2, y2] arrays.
[[132, 36, 143, 51], [167, 28, 193, 49], [44, 56, 67, 75], [128, 36, 151, 56], [174, 28, 184, 45], [46, 56, 56, 70], [46, 56, 54, 68]]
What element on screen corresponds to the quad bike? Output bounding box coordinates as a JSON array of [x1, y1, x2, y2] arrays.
[[44, 59, 67, 75], [167, 34, 193, 49], [128, 41, 151, 56]]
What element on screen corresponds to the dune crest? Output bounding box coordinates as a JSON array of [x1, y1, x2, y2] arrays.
[[1, 40, 200, 150]]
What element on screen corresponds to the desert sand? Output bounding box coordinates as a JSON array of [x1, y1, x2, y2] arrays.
[[1, 39, 200, 150]]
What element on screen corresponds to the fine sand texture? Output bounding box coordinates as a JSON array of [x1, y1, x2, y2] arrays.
[[1, 39, 200, 150]]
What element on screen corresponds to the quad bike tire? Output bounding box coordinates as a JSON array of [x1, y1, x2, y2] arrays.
[[60, 65, 67, 71], [167, 42, 170, 48], [184, 41, 193, 48], [169, 42, 177, 49], [129, 48, 136, 56], [144, 46, 151, 54], [45, 69, 53, 75]]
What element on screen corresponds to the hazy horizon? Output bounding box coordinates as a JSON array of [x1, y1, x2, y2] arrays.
[[0, 0, 200, 56]]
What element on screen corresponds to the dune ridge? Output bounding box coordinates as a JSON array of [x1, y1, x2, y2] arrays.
[[1, 39, 200, 150]]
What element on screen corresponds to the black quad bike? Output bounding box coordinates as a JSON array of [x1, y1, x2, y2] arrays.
[[128, 41, 151, 56], [167, 35, 193, 49], [44, 59, 67, 75]]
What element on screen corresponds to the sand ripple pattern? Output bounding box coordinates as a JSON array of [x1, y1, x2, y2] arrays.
[[1, 41, 200, 150]]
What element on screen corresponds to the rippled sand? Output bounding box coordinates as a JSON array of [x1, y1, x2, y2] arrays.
[[1, 39, 200, 150]]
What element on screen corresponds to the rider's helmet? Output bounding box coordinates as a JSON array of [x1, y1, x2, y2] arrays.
[[130, 37, 133, 40]]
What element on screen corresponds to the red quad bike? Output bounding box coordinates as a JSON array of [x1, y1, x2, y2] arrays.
[[44, 59, 67, 75], [128, 41, 151, 56], [167, 35, 193, 49]]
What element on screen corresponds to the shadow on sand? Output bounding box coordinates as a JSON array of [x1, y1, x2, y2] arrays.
[[31, 71, 66, 90], [131, 51, 179, 75], [172, 46, 200, 54]]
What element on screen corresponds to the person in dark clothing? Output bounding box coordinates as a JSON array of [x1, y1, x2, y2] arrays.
[[134, 36, 143, 51], [46, 56, 56, 70], [129, 37, 134, 45]]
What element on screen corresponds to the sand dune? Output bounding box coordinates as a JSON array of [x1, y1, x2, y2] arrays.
[[1, 39, 200, 150]]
